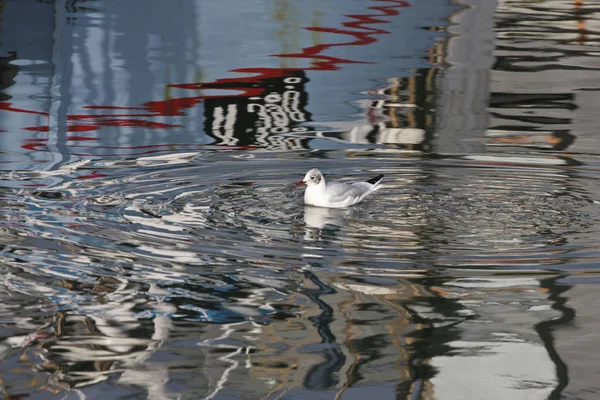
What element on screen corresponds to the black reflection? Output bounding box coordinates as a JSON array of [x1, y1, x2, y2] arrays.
[[490, 92, 576, 111], [0, 51, 18, 102], [535, 277, 574, 400], [65, 0, 101, 14], [301, 269, 346, 390], [402, 278, 470, 384], [401, 275, 577, 398], [203, 70, 312, 149], [202, 67, 438, 152], [488, 91, 576, 151]]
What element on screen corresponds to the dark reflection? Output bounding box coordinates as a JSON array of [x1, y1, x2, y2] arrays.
[[402, 275, 574, 399], [536, 277, 575, 400], [490, 93, 577, 111], [403, 278, 469, 382], [0, 51, 18, 102], [203, 70, 311, 149], [31, 190, 68, 199], [487, 92, 576, 151], [301, 269, 345, 390]]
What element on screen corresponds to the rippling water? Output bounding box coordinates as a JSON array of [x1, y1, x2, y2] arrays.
[[2, 0, 600, 399]]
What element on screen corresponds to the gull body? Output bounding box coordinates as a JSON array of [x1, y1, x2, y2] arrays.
[[297, 168, 383, 208]]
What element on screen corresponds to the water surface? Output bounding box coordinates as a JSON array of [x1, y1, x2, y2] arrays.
[[1, 0, 600, 399]]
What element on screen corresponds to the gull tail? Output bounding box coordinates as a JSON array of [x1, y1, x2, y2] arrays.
[[366, 174, 384, 187]]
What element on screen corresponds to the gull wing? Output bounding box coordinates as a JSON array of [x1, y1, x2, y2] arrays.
[[327, 181, 373, 203]]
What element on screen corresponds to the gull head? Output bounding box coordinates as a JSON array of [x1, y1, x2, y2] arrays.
[[297, 168, 323, 186]]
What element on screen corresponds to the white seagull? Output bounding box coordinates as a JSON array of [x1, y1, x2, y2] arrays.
[[296, 168, 383, 208]]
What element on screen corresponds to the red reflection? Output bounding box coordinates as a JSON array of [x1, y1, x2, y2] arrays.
[[68, 125, 98, 132], [22, 138, 48, 151], [0, 102, 49, 116], [68, 136, 97, 141], [75, 172, 107, 180]]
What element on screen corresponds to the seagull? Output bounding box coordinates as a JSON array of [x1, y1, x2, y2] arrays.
[[296, 168, 383, 208]]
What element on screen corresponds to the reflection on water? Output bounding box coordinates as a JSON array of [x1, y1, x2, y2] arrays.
[[0, 0, 443, 166], [1, 151, 598, 398], [1, 0, 600, 399], [304, 205, 349, 229]]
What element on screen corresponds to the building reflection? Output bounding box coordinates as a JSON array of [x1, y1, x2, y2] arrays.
[[296, 155, 576, 399], [0, 0, 446, 168], [408, 276, 564, 400], [1, 0, 594, 160], [480, 0, 600, 154], [0, 257, 572, 399], [0, 157, 581, 399], [0, 267, 177, 399]]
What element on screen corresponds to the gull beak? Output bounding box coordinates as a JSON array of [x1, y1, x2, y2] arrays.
[[296, 180, 306, 186]]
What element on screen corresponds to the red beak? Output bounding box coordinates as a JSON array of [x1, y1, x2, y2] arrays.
[[296, 180, 306, 186]]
